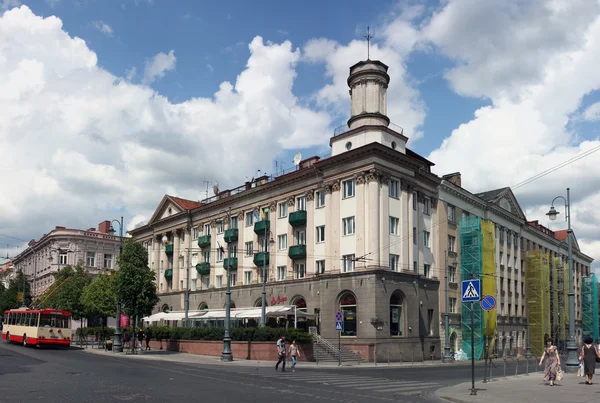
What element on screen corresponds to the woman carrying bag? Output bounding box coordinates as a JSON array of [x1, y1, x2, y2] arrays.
[[579, 335, 600, 385]]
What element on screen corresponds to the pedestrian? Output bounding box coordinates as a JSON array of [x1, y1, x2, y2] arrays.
[[579, 335, 600, 385], [145, 327, 152, 351], [136, 328, 144, 351], [539, 338, 560, 386], [123, 329, 130, 350], [288, 340, 301, 372], [275, 335, 286, 372]]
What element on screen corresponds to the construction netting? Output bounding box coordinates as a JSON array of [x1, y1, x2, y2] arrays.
[[460, 215, 484, 360], [582, 274, 599, 342], [526, 250, 550, 357], [481, 220, 497, 357]]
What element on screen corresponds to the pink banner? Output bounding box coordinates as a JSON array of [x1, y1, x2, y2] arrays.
[[120, 314, 130, 328]]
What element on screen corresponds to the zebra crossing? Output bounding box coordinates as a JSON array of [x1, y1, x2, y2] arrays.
[[254, 371, 440, 396]]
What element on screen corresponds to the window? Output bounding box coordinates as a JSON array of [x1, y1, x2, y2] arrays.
[[181, 231, 186, 243], [202, 277, 210, 289], [217, 220, 224, 234], [449, 298, 457, 313], [339, 292, 357, 336], [277, 266, 287, 281], [203, 250, 210, 263], [462, 211, 470, 219], [316, 226, 325, 243], [424, 231, 431, 248], [204, 223, 211, 235], [389, 254, 399, 272], [413, 192, 417, 210], [245, 241, 254, 256], [295, 230, 306, 245], [216, 275, 223, 288], [389, 179, 399, 198], [448, 236, 456, 252], [316, 190, 325, 208], [343, 216, 355, 235], [231, 245, 238, 258], [86, 252, 95, 267], [103, 254, 112, 269], [342, 179, 355, 198], [217, 248, 224, 262], [295, 263, 306, 279], [413, 261, 417, 273], [278, 234, 287, 250], [59, 252, 67, 265], [316, 260, 325, 275], [390, 217, 399, 235], [424, 264, 431, 278], [342, 254, 355, 272], [448, 205, 456, 223], [413, 227, 417, 245], [296, 196, 306, 211], [230, 216, 238, 229], [424, 198, 431, 215], [230, 272, 237, 286], [428, 309, 434, 336], [245, 211, 254, 226], [278, 202, 288, 218], [449, 266, 457, 283], [390, 292, 403, 336], [244, 271, 252, 285]]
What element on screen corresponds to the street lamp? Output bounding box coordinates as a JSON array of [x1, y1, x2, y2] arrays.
[[260, 228, 275, 327], [220, 208, 234, 362], [546, 188, 577, 372], [108, 216, 124, 353], [443, 250, 457, 363]]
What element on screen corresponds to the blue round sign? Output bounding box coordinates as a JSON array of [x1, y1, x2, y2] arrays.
[[480, 295, 496, 311]]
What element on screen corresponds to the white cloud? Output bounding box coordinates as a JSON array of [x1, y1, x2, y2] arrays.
[[142, 49, 176, 84], [92, 20, 113, 37], [125, 66, 137, 81], [0, 6, 330, 244], [0, 0, 19, 11], [583, 102, 600, 121]]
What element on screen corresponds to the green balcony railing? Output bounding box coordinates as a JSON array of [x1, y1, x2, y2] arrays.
[[288, 244, 307, 260], [223, 257, 238, 271], [165, 244, 174, 255], [196, 263, 210, 276], [197, 235, 211, 249], [253, 252, 270, 267], [288, 210, 307, 227], [253, 220, 270, 235], [164, 269, 173, 280], [224, 228, 239, 243]]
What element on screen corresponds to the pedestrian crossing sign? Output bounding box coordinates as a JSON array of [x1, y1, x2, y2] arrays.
[[335, 321, 343, 331], [461, 279, 481, 302]]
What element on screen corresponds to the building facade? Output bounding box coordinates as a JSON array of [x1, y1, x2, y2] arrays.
[[12, 221, 124, 297], [130, 59, 443, 361], [0, 261, 16, 289]]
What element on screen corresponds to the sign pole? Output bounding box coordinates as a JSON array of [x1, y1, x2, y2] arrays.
[[470, 300, 476, 395], [338, 329, 341, 367]]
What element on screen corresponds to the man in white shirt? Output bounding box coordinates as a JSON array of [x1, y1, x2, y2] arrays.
[[275, 335, 287, 372]]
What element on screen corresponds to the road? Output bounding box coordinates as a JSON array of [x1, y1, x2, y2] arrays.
[[0, 342, 539, 403]]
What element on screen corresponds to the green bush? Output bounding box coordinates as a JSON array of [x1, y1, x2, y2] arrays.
[[149, 325, 311, 343]]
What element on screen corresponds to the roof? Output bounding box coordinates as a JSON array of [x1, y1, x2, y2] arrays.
[[168, 195, 202, 210], [553, 230, 568, 241], [475, 187, 508, 202]]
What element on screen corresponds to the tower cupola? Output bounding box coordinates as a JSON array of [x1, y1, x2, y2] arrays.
[[347, 60, 390, 129]]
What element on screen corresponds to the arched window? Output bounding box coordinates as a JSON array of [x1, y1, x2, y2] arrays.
[[161, 304, 170, 313], [254, 298, 265, 307], [292, 296, 307, 312], [339, 292, 357, 337], [198, 302, 208, 310], [390, 291, 404, 336], [224, 301, 236, 309]]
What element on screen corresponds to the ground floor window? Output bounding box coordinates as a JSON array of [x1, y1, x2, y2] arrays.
[[390, 291, 403, 336], [339, 292, 357, 336]]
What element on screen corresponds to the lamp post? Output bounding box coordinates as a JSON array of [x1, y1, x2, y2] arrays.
[[221, 208, 233, 361], [443, 250, 457, 363], [108, 216, 124, 353], [546, 188, 577, 372], [260, 225, 275, 327]]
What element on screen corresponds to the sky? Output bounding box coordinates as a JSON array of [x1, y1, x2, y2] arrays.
[[0, 0, 599, 272]]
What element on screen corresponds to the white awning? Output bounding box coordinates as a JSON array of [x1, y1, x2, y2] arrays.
[[143, 306, 316, 322], [143, 310, 207, 322]]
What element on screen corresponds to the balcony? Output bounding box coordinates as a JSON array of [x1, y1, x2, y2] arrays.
[[224, 228, 239, 243], [165, 244, 174, 255], [223, 257, 238, 271], [197, 235, 211, 249], [164, 269, 173, 280], [253, 220, 270, 235], [288, 210, 307, 227], [288, 244, 306, 260], [196, 263, 210, 276], [253, 252, 269, 267]]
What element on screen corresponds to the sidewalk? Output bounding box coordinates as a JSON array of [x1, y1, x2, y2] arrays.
[[77, 346, 479, 369], [436, 370, 600, 403]]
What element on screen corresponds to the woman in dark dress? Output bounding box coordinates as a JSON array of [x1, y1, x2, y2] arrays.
[[579, 335, 600, 385]]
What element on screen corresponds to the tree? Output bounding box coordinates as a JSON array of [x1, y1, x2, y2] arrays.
[[0, 271, 31, 314], [39, 264, 91, 320], [114, 239, 159, 328], [81, 273, 117, 319]]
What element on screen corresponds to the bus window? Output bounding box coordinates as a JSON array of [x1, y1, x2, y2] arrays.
[[39, 314, 69, 328], [33, 313, 40, 327]]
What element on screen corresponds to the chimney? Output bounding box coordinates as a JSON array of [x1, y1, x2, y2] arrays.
[[300, 156, 320, 169], [443, 172, 461, 188], [256, 175, 269, 186], [98, 220, 111, 234]]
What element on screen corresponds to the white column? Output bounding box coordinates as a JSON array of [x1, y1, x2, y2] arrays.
[[366, 171, 380, 268], [173, 230, 180, 291], [153, 235, 160, 289]]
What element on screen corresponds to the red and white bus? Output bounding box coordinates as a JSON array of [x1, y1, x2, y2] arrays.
[[1, 307, 72, 347]]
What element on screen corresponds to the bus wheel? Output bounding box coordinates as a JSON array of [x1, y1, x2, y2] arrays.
[[22, 334, 27, 347]]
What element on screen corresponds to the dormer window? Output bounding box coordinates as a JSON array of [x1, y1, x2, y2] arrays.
[[345, 141, 352, 150]]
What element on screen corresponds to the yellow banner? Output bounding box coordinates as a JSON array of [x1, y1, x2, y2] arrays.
[[17, 292, 23, 302], [481, 220, 497, 344]]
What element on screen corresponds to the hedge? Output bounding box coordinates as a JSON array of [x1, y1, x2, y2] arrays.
[[152, 326, 312, 343]]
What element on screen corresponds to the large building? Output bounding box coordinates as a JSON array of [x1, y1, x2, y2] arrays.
[[0, 261, 16, 289], [130, 59, 443, 361], [12, 221, 124, 298]]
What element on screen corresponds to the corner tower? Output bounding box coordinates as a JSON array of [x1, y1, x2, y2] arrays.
[[330, 59, 408, 156]]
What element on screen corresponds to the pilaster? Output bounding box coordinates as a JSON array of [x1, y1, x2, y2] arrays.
[[173, 230, 181, 291]]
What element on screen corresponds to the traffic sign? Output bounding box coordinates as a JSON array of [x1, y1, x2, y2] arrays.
[[335, 322, 343, 331], [336, 311, 343, 331], [461, 279, 481, 302], [336, 311, 343, 321], [480, 295, 496, 311]]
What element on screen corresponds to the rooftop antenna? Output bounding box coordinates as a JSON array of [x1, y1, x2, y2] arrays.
[[365, 26, 373, 60], [202, 180, 211, 200], [293, 152, 302, 170]]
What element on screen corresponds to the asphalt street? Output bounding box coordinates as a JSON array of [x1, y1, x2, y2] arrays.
[[0, 342, 539, 403]]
